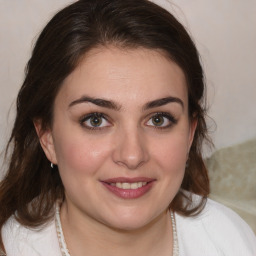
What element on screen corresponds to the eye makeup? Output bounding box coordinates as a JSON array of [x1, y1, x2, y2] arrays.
[[145, 112, 178, 129], [79, 112, 111, 130], [78, 110, 178, 132]]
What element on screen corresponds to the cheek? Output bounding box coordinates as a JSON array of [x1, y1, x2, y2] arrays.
[[53, 135, 111, 176], [150, 132, 189, 173]]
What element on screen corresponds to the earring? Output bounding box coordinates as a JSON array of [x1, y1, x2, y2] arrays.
[[51, 163, 54, 169], [185, 157, 189, 168]]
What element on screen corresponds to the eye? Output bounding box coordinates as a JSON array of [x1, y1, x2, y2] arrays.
[[146, 112, 177, 128], [80, 113, 111, 129]]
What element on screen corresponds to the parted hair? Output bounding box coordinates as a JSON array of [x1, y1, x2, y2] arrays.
[[0, 0, 210, 251]]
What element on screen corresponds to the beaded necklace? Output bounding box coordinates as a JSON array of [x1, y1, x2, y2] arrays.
[[55, 203, 179, 256]]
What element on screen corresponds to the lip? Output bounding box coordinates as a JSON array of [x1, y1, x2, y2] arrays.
[[102, 177, 155, 183], [101, 177, 156, 199]]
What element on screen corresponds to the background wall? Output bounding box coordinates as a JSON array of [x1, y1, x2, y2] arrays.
[[1, 0, 256, 167]]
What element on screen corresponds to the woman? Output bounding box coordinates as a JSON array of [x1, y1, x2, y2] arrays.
[[0, 0, 255, 255]]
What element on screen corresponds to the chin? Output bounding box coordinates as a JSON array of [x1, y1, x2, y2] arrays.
[[101, 208, 163, 232], [106, 219, 151, 232]]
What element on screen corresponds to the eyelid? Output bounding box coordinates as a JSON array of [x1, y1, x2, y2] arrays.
[[145, 112, 178, 128], [79, 112, 112, 130]]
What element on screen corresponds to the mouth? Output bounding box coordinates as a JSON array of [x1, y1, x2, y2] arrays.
[[101, 177, 155, 199], [109, 181, 148, 189]]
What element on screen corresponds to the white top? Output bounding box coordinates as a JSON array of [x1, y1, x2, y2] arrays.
[[2, 197, 256, 256]]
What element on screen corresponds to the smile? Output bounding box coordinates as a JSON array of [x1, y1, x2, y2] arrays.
[[101, 178, 155, 199], [110, 182, 148, 189]]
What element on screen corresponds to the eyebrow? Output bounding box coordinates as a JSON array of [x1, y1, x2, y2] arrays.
[[143, 96, 184, 110], [68, 96, 184, 111], [68, 96, 121, 110]]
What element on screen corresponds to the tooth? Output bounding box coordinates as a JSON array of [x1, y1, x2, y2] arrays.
[[116, 182, 122, 188], [138, 182, 143, 188], [122, 183, 131, 189], [130, 183, 139, 189], [112, 182, 148, 189]]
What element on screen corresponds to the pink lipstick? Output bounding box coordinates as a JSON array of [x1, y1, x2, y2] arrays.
[[101, 177, 155, 199]]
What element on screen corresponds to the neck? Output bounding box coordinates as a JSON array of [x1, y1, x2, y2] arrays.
[[59, 201, 174, 256]]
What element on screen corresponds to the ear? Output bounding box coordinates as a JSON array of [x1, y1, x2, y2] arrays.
[[188, 117, 198, 151], [34, 120, 58, 165]]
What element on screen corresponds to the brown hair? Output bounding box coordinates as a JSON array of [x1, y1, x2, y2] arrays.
[[0, 0, 210, 250]]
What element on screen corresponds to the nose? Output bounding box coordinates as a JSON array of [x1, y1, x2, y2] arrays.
[[112, 128, 149, 170]]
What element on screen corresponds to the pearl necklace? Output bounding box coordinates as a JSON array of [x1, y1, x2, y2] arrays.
[[55, 203, 179, 256]]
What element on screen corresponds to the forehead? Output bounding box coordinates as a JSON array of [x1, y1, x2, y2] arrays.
[[57, 46, 188, 108]]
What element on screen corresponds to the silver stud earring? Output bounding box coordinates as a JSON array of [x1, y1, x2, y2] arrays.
[[185, 157, 189, 168], [51, 163, 54, 169], [185, 151, 190, 168]]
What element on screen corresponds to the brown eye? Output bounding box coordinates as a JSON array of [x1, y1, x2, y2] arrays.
[[89, 115, 103, 127], [146, 112, 177, 129], [80, 113, 111, 129], [152, 115, 164, 126]]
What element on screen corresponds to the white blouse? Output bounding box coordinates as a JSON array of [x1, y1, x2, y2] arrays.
[[2, 197, 256, 256]]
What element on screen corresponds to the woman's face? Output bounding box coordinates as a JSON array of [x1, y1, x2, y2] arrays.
[[40, 46, 196, 230]]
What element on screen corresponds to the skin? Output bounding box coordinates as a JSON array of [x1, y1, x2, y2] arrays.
[[37, 46, 197, 256]]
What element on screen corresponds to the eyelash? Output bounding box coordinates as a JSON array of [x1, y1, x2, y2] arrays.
[[145, 112, 178, 129], [79, 112, 177, 130], [79, 113, 111, 130]]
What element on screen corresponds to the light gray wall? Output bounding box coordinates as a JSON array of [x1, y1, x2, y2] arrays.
[[156, 0, 256, 150], [1, 1, 256, 166]]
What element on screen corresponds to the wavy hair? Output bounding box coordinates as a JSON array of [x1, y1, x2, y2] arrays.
[[0, 0, 210, 250]]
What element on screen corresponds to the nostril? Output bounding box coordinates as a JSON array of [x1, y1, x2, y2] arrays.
[[111, 132, 150, 169], [114, 158, 146, 170]]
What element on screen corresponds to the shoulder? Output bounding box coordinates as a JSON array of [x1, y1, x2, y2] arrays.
[[176, 193, 256, 256], [1, 215, 61, 256], [202, 198, 256, 245]]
